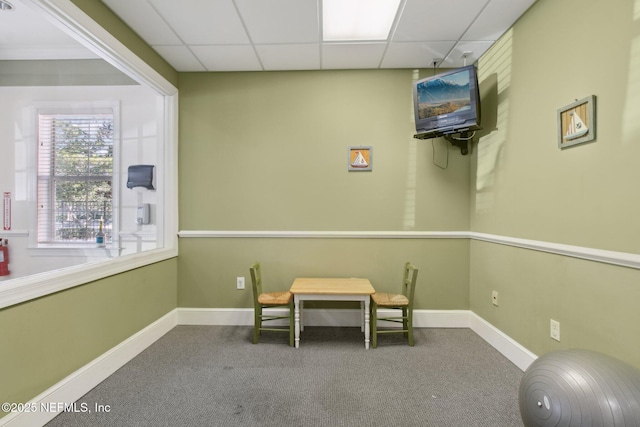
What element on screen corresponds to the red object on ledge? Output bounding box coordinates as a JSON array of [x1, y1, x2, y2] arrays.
[[0, 240, 9, 276]]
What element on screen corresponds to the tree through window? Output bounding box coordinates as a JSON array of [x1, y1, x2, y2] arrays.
[[37, 112, 114, 244]]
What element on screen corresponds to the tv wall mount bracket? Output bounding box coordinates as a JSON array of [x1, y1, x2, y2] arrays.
[[414, 129, 478, 155]]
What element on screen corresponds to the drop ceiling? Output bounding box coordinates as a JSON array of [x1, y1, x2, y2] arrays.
[[1, 0, 537, 72], [0, 0, 97, 60]]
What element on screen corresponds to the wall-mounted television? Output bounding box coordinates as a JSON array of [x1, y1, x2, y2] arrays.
[[412, 65, 481, 150]]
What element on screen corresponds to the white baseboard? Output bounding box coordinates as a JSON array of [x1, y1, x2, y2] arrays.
[[2, 308, 536, 427], [0, 310, 178, 427], [177, 308, 535, 370], [178, 308, 537, 371], [468, 312, 537, 371], [177, 307, 471, 328], [178, 307, 255, 325]]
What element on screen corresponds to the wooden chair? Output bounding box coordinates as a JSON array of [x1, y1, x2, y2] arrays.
[[249, 262, 294, 346], [371, 262, 418, 348]]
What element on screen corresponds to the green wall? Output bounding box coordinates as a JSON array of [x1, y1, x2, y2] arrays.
[[179, 238, 468, 309], [177, 70, 471, 309], [178, 70, 469, 231], [0, 259, 177, 411], [470, 0, 640, 368], [9, 2, 640, 420]]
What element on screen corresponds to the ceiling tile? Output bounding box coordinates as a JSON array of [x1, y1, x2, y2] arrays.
[[393, 0, 488, 42], [255, 44, 320, 70], [322, 43, 387, 69], [191, 45, 262, 71], [149, 0, 249, 45], [152, 45, 206, 72], [463, 0, 537, 41], [381, 41, 456, 69], [3, 0, 537, 71], [235, 0, 319, 44], [101, 0, 182, 45]]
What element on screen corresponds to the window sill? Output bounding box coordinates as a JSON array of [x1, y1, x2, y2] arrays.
[[0, 246, 178, 309], [28, 245, 123, 257]]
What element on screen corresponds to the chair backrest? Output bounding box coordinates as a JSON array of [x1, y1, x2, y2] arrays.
[[249, 262, 263, 306], [402, 262, 418, 310]]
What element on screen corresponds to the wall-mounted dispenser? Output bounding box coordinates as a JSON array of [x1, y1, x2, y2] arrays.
[[127, 165, 155, 190], [137, 203, 150, 225]]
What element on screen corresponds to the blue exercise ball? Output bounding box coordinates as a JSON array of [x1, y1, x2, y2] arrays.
[[519, 349, 640, 426]]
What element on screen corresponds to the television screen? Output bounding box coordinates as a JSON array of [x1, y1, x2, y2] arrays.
[[413, 65, 481, 139]]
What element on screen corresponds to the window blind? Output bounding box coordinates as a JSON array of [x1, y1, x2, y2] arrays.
[[37, 113, 114, 244]]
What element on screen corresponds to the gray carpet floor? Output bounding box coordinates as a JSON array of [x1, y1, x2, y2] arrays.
[[46, 326, 524, 426]]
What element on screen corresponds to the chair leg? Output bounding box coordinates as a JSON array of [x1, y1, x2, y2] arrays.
[[288, 300, 294, 347], [371, 301, 378, 348], [407, 308, 414, 346], [402, 307, 409, 338], [253, 306, 261, 344]]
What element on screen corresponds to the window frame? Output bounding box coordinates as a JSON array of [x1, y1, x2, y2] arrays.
[[29, 102, 121, 251], [0, 0, 179, 310]]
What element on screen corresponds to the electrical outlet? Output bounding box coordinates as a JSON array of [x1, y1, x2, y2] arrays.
[[550, 319, 560, 341], [236, 277, 245, 290], [492, 290, 499, 306]]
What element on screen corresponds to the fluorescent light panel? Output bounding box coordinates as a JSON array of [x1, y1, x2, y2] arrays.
[[323, 0, 401, 41]]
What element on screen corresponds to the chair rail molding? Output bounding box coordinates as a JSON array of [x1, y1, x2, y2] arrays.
[[178, 230, 469, 239], [178, 230, 640, 271]]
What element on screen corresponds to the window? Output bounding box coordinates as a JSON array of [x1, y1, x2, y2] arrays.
[[37, 110, 114, 245]]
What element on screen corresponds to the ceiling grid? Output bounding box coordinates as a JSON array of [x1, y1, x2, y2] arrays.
[[1, 0, 537, 72]]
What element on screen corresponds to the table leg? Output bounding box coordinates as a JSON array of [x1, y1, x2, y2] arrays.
[[294, 295, 301, 348], [300, 300, 304, 332], [360, 301, 365, 332], [364, 297, 370, 349]]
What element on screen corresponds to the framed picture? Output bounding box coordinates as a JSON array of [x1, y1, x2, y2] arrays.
[[557, 95, 596, 149], [348, 146, 372, 171]]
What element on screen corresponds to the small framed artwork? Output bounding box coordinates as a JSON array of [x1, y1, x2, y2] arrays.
[[557, 95, 596, 149], [348, 146, 372, 171]]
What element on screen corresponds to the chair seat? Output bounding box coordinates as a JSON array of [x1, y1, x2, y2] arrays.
[[251, 262, 294, 346], [258, 291, 293, 306], [371, 292, 409, 307], [371, 262, 418, 348]]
